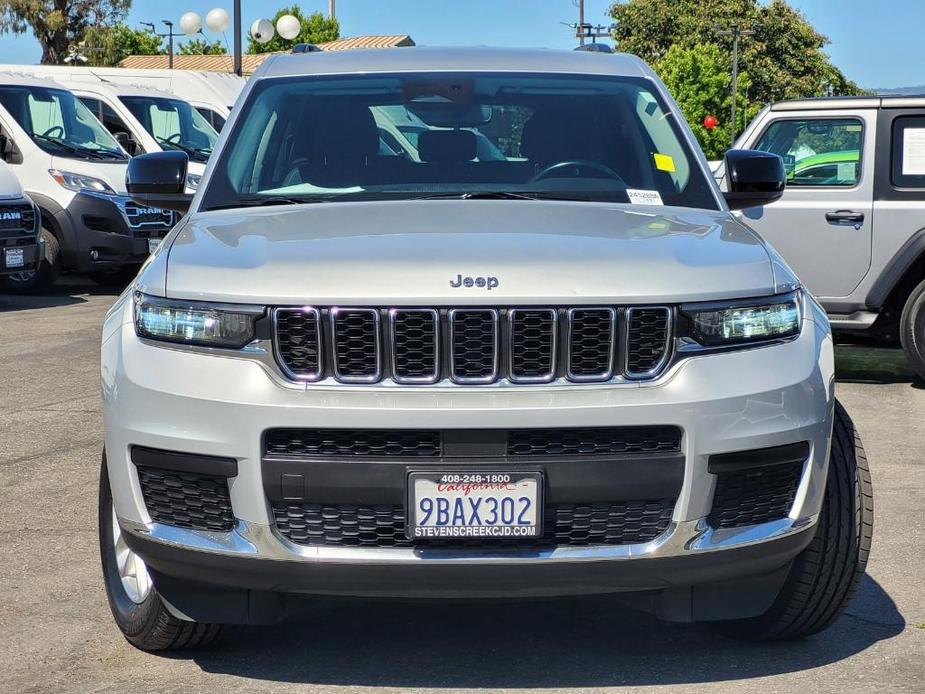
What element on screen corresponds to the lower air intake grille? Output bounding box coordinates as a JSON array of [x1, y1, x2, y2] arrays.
[[625, 307, 672, 377], [137, 467, 234, 532], [264, 429, 443, 457], [507, 426, 682, 456], [708, 461, 804, 529], [272, 500, 675, 548]]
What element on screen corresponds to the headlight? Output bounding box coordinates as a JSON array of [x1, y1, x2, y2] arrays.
[[133, 292, 263, 348], [681, 291, 801, 347], [48, 169, 115, 194], [186, 173, 203, 190]]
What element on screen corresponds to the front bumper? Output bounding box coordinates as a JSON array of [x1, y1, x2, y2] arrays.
[[56, 192, 174, 271], [102, 296, 835, 611]]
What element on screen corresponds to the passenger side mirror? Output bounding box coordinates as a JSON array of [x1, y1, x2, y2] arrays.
[[722, 149, 786, 211], [0, 132, 21, 164], [114, 132, 138, 156], [126, 151, 193, 214]]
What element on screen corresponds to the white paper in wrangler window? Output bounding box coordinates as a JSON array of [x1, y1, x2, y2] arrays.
[[901, 127, 925, 176]]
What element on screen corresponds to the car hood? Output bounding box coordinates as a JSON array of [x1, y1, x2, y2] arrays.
[[161, 200, 777, 305]]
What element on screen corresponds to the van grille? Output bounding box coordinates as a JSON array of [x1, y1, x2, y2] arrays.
[[0, 204, 36, 237], [272, 306, 673, 385]]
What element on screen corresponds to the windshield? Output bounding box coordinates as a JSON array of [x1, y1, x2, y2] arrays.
[[120, 95, 218, 163], [201, 72, 718, 211], [0, 85, 126, 160]]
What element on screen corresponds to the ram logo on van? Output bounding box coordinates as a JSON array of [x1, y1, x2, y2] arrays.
[[450, 274, 499, 290], [0, 211, 23, 221]]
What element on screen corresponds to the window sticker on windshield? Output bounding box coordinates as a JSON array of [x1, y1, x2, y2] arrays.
[[627, 189, 664, 206], [653, 153, 676, 172], [902, 127, 925, 176], [845, 124, 862, 132]]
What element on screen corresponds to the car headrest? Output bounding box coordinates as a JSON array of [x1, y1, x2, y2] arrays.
[[417, 129, 477, 164], [307, 103, 380, 162]]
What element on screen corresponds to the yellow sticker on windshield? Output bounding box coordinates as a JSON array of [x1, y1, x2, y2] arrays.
[[654, 153, 676, 172]]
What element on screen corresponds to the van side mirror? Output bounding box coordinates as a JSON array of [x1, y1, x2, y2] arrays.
[[114, 131, 138, 156], [126, 151, 193, 214], [722, 149, 786, 211], [0, 132, 22, 164]]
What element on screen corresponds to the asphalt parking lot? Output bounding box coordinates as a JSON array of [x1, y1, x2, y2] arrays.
[[1, 282, 923, 694]]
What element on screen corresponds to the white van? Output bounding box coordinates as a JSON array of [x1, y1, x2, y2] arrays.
[[0, 75, 176, 291], [0, 65, 245, 131], [0, 72, 218, 188], [0, 159, 41, 280]]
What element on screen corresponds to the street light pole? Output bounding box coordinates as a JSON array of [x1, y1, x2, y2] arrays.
[[233, 0, 242, 76], [715, 25, 755, 147], [162, 20, 175, 69], [329, 0, 336, 20]]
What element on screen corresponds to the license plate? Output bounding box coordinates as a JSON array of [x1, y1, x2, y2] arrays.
[[407, 471, 543, 540], [148, 238, 161, 254], [4, 247, 24, 268]]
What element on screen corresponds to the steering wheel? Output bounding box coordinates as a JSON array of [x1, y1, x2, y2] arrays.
[[41, 125, 64, 138], [529, 159, 623, 183], [165, 133, 183, 144]]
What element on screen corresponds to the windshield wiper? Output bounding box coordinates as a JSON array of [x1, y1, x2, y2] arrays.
[[414, 191, 539, 201], [204, 196, 332, 211], [33, 134, 124, 160], [156, 137, 210, 161]]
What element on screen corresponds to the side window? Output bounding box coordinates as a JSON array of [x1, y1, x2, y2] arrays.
[[890, 115, 925, 188], [79, 97, 103, 120], [755, 118, 863, 187]]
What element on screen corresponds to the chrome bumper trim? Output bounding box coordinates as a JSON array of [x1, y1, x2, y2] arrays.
[[121, 514, 818, 565]]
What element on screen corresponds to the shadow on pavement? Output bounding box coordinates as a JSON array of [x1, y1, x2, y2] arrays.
[[176, 574, 902, 688], [0, 280, 121, 312]]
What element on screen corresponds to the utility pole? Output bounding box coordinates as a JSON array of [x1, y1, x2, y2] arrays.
[[329, 0, 336, 20], [715, 24, 755, 147], [577, 0, 585, 45]]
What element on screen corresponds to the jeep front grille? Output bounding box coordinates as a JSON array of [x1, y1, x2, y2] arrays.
[[271, 306, 673, 385]]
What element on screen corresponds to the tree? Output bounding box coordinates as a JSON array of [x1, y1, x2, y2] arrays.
[[0, 1, 131, 64], [609, 0, 866, 132], [180, 38, 227, 56], [83, 23, 164, 67], [654, 43, 758, 158], [247, 5, 339, 54]]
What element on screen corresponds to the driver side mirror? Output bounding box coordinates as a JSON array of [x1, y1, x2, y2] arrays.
[[126, 151, 193, 214], [722, 149, 786, 211], [114, 131, 138, 156]]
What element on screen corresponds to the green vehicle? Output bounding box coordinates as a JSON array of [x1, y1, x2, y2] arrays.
[[786, 150, 860, 186]]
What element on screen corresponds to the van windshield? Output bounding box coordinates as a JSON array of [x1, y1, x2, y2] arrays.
[[120, 95, 219, 163], [0, 85, 127, 160], [201, 72, 718, 211]]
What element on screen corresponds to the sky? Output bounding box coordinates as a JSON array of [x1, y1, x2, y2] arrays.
[[0, 0, 919, 89]]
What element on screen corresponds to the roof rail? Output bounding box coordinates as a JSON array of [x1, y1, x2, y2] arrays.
[[291, 43, 323, 54]]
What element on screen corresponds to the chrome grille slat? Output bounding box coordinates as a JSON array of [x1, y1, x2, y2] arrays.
[[624, 307, 673, 379], [509, 308, 557, 383], [273, 308, 323, 381], [331, 308, 382, 383], [566, 307, 617, 382], [390, 309, 440, 384], [448, 309, 499, 384], [272, 305, 673, 385]]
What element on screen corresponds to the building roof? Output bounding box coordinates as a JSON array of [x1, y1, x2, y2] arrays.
[[118, 35, 415, 75]]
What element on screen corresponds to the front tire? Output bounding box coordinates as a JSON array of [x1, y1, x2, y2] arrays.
[[900, 278, 925, 382], [722, 400, 873, 640], [98, 451, 224, 651]]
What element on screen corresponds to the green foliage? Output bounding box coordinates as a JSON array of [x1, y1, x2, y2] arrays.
[[246, 5, 339, 54], [609, 0, 868, 147], [179, 38, 227, 56], [83, 22, 165, 67], [654, 43, 758, 158], [0, 1, 131, 64]]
